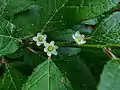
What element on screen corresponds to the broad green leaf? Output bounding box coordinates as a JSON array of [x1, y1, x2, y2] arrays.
[[22, 60, 73, 90], [23, 48, 46, 67], [12, 0, 99, 38], [58, 47, 81, 56], [52, 0, 120, 23], [73, 0, 120, 22], [80, 48, 109, 62], [6, 48, 23, 59], [10, 0, 120, 38], [0, 0, 7, 15], [89, 12, 120, 44], [12, 5, 42, 38], [80, 48, 109, 82], [4, 0, 33, 17], [0, 64, 27, 90], [0, 18, 19, 56], [12, 0, 69, 38], [47, 29, 75, 42], [53, 55, 96, 90], [98, 59, 120, 90], [6, 61, 34, 76]]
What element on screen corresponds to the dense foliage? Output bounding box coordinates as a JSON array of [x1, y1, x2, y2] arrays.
[[1, 0, 120, 90]]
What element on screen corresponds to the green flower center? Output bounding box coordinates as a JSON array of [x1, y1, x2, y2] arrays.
[[38, 37, 43, 42], [48, 46, 54, 52], [76, 36, 81, 41]]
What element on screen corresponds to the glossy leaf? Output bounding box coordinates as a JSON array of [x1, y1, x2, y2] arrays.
[[0, 18, 19, 56], [4, 0, 33, 16], [73, 0, 120, 22], [98, 59, 120, 90], [23, 48, 46, 67], [22, 60, 73, 90], [53, 55, 96, 90], [90, 12, 120, 44], [0, 0, 7, 14], [47, 29, 75, 42], [12, 0, 69, 38], [58, 47, 81, 56]]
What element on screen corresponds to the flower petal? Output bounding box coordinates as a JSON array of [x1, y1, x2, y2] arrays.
[[55, 45, 58, 49], [77, 40, 86, 45], [36, 42, 41, 46], [81, 34, 85, 39], [72, 34, 76, 40], [76, 40, 80, 44], [43, 41, 47, 44], [47, 52, 52, 56], [44, 48, 48, 52], [81, 40, 86, 44], [75, 31, 80, 37], [52, 51, 57, 55], [73, 31, 86, 45], [44, 42, 49, 47], [33, 37, 38, 41], [50, 41, 54, 45], [44, 34, 47, 39], [37, 33, 42, 37]]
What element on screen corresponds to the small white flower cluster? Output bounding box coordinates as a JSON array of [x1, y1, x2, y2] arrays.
[[33, 33, 58, 57], [33, 31, 86, 56], [72, 31, 86, 45]]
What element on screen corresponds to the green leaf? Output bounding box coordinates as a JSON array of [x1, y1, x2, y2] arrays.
[[4, 0, 33, 17], [0, 18, 19, 56], [12, 0, 69, 38], [89, 12, 120, 44], [12, 5, 42, 38], [0, 0, 7, 14], [98, 59, 120, 90], [74, 0, 120, 22], [5, 48, 23, 59], [53, 55, 96, 90], [47, 29, 75, 42], [23, 48, 46, 67], [80, 48, 109, 82], [80, 48, 109, 62], [12, 0, 100, 38], [10, 0, 120, 38], [0, 64, 27, 90], [22, 60, 73, 90], [58, 47, 81, 56]]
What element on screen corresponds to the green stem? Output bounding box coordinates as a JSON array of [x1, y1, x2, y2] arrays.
[[56, 42, 120, 49]]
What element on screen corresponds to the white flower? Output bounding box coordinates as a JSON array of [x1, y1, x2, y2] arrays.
[[72, 31, 86, 45], [33, 33, 47, 46], [44, 41, 58, 56]]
